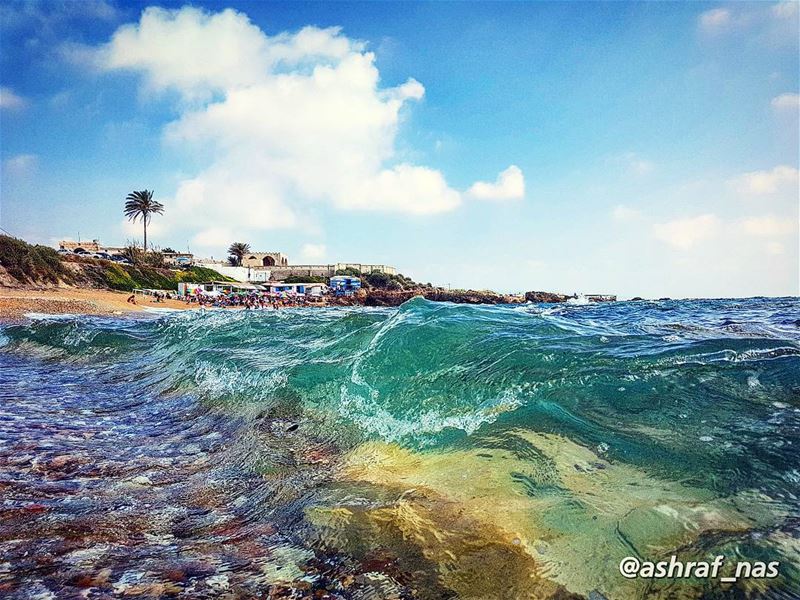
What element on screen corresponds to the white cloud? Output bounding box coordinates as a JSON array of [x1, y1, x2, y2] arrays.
[[191, 227, 235, 249], [2, 153, 37, 176], [466, 165, 525, 201], [731, 165, 799, 195], [699, 8, 732, 32], [653, 214, 721, 250], [771, 93, 799, 111], [739, 215, 797, 236], [0, 87, 26, 110], [697, 3, 798, 45], [81, 6, 471, 250], [772, 1, 798, 20], [299, 243, 326, 262], [612, 204, 642, 222], [97, 7, 297, 101]]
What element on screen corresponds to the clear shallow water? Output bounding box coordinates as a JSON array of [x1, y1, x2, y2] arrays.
[[0, 297, 798, 599]]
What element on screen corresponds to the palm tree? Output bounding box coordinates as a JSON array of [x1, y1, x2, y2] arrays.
[[228, 242, 251, 266], [124, 190, 164, 252]]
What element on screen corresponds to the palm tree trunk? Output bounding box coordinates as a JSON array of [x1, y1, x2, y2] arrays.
[[143, 221, 148, 253]]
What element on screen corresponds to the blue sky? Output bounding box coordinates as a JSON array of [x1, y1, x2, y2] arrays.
[[1, 1, 798, 298]]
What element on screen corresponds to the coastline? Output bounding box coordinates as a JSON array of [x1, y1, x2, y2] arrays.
[[0, 286, 532, 322], [0, 287, 195, 322]]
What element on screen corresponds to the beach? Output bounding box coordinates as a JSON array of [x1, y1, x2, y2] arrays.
[[0, 287, 194, 321]]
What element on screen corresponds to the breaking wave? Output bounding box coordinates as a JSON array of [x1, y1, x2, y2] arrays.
[[1, 296, 799, 598]]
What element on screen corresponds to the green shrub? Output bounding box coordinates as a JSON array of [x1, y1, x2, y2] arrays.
[[0, 235, 235, 290], [174, 266, 234, 283], [0, 235, 71, 284], [283, 274, 327, 283], [365, 271, 392, 288], [143, 251, 165, 268]]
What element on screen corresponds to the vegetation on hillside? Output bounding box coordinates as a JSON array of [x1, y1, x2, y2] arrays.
[[0, 235, 233, 291], [279, 274, 326, 284], [334, 267, 362, 278], [333, 267, 431, 291], [363, 270, 434, 291], [71, 259, 234, 291], [0, 235, 68, 284], [120, 245, 167, 268]]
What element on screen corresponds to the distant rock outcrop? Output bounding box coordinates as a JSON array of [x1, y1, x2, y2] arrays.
[[364, 289, 525, 307], [524, 291, 570, 303]]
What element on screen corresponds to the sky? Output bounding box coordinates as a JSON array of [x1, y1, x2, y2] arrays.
[[0, 0, 798, 299]]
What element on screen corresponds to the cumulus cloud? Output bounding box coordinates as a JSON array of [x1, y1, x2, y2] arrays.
[[76, 5, 496, 251], [653, 214, 721, 250], [0, 87, 26, 110], [299, 243, 327, 262], [731, 165, 799, 195], [466, 165, 525, 201], [739, 214, 797, 236], [771, 93, 799, 111]]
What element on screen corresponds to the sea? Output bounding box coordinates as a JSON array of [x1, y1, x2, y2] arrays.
[[1, 296, 798, 599]]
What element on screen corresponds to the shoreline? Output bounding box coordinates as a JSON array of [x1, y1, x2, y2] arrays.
[[0, 287, 196, 322], [0, 286, 531, 322]]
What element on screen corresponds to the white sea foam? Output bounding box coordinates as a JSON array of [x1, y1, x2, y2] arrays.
[[23, 312, 81, 320]]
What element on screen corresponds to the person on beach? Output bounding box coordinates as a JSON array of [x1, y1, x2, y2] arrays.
[[127, 294, 136, 304]]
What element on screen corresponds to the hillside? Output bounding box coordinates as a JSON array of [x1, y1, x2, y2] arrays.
[[0, 235, 233, 291]]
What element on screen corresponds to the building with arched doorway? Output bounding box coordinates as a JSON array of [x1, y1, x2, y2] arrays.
[[241, 252, 289, 268], [237, 251, 397, 282], [59, 239, 103, 254]]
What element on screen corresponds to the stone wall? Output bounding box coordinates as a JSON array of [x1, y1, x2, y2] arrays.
[[59, 240, 102, 253], [267, 265, 335, 280], [334, 263, 397, 276], [260, 263, 398, 281]]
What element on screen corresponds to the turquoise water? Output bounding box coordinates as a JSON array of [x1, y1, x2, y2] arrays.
[[1, 297, 798, 598]]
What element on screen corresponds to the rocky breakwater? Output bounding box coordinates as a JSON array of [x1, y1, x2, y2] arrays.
[[524, 291, 618, 303], [364, 289, 525, 307], [327, 288, 617, 307], [525, 291, 571, 303]]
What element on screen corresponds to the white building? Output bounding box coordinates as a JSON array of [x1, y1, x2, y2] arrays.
[[177, 281, 264, 297], [267, 282, 328, 296]]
